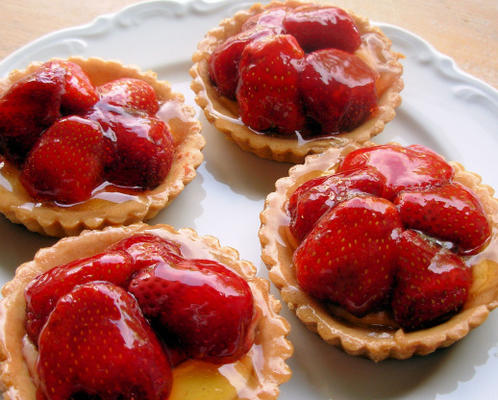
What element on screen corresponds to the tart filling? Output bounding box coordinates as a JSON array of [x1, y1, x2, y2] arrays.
[[259, 142, 498, 361], [191, 0, 403, 163], [0, 223, 292, 399], [0, 57, 204, 237]]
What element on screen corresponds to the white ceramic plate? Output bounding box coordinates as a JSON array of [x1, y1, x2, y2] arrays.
[[1, 1, 497, 399]]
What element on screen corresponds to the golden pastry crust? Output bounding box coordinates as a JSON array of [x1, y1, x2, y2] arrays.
[[0, 57, 205, 237], [0, 223, 293, 400], [259, 142, 498, 362], [191, 0, 403, 163]]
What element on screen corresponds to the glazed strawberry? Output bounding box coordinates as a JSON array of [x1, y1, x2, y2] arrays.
[[338, 144, 454, 199], [299, 48, 378, 133], [283, 6, 361, 52], [24, 250, 136, 343], [20, 116, 104, 204], [288, 167, 386, 241], [37, 282, 172, 400], [98, 78, 159, 115], [241, 7, 286, 32], [209, 28, 275, 99], [395, 182, 491, 254], [294, 196, 402, 316], [392, 230, 472, 330], [0, 66, 64, 163], [90, 109, 174, 189], [237, 34, 306, 135], [44, 60, 99, 113], [128, 258, 255, 363]]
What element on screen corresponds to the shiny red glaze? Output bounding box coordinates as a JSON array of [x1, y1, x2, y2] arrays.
[[98, 78, 159, 115], [288, 167, 386, 241], [283, 6, 361, 52], [209, 28, 276, 99], [88, 107, 174, 189], [294, 196, 402, 316], [338, 144, 454, 199], [395, 182, 491, 254], [128, 258, 255, 363], [392, 230, 472, 330], [0, 65, 64, 163], [37, 282, 172, 400], [44, 60, 99, 114], [20, 116, 105, 204], [237, 34, 306, 135], [24, 250, 135, 343], [241, 7, 287, 32], [299, 48, 378, 133]]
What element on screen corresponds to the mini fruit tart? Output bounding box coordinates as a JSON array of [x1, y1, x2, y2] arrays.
[[259, 142, 498, 361], [0, 57, 204, 237], [191, 0, 403, 163], [0, 223, 292, 399]]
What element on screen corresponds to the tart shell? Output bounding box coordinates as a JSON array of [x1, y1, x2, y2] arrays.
[[0, 223, 293, 399], [0, 57, 205, 237], [259, 141, 498, 362], [191, 0, 403, 163]]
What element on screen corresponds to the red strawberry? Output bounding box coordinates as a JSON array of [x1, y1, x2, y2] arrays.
[[20, 116, 104, 204], [24, 250, 135, 343], [44, 60, 99, 113], [299, 48, 378, 134], [237, 34, 306, 135], [392, 230, 472, 330], [283, 6, 361, 52], [209, 28, 275, 99], [37, 282, 172, 400], [288, 167, 386, 241], [89, 108, 174, 189], [98, 78, 159, 115], [294, 196, 402, 316], [338, 144, 454, 199], [241, 7, 287, 32], [395, 182, 491, 254], [128, 258, 255, 363], [0, 66, 64, 163]]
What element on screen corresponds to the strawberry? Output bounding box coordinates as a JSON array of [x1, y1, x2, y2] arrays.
[[395, 182, 491, 254], [237, 34, 306, 135], [283, 6, 361, 52], [294, 196, 402, 316], [24, 250, 134, 343], [392, 230, 472, 330], [209, 28, 275, 99], [44, 60, 99, 114], [338, 144, 454, 199], [37, 282, 172, 400], [0, 66, 64, 163], [241, 7, 287, 32], [98, 78, 159, 115], [128, 258, 255, 363], [89, 108, 174, 189], [288, 167, 386, 241], [299, 48, 378, 134], [20, 116, 104, 204]]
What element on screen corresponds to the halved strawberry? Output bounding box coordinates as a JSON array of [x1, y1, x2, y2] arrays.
[[24, 250, 134, 343], [128, 258, 255, 363], [288, 167, 386, 241], [20, 115, 105, 204], [283, 6, 361, 52], [90, 108, 174, 189], [395, 182, 491, 254], [338, 144, 454, 199], [241, 7, 287, 32], [37, 282, 172, 400], [209, 28, 275, 99], [294, 196, 402, 316], [237, 34, 306, 135], [98, 78, 159, 115], [299, 48, 378, 134], [392, 230, 472, 330]]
